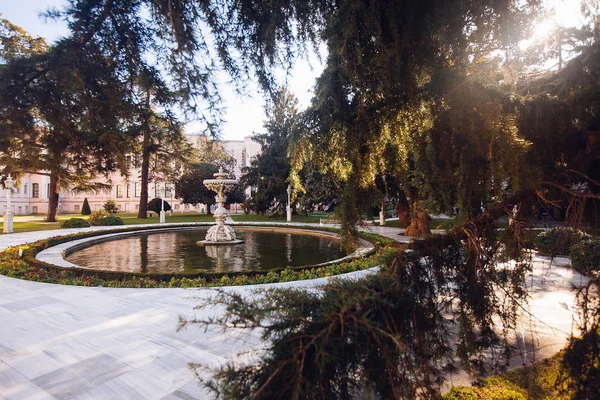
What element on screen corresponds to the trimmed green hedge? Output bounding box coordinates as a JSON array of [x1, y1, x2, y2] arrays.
[[100, 215, 124, 226], [60, 218, 91, 229], [0, 224, 398, 288]]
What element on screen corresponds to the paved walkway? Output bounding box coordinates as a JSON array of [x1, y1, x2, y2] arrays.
[[0, 223, 588, 399]]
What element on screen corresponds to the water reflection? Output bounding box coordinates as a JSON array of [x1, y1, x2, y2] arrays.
[[65, 227, 345, 274]]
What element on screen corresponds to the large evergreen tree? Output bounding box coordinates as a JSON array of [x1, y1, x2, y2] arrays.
[[0, 24, 134, 221], [241, 88, 298, 215]]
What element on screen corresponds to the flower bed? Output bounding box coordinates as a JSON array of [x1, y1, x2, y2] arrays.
[[0, 224, 399, 288]]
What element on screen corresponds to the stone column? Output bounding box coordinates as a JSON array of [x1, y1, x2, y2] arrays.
[[3, 174, 14, 233]]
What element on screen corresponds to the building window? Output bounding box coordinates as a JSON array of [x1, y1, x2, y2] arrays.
[[174, 204, 180, 210], [25, 206, 29, 214], [135, 204, 139, 210], [116, 185, 123, 198], [154, 182, 159, 198], [94, 205, 100, 211], [24, 184, 28, 195], [18, 206, 22, 214], [135, 182, 141, 197], [126, 184, 131, 198], [15, 186, 20, 194], [32, 183, 40, 198], [32, 206, 38, 214]]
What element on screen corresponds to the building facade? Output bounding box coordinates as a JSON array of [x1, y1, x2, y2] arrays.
[[0, 136, 261, 216]]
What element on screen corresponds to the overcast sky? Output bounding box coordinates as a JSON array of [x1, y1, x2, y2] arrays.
[[1, 0, 324, 141]]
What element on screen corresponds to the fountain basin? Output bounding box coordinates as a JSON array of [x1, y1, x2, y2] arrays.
[[53, 226, 368, 274]]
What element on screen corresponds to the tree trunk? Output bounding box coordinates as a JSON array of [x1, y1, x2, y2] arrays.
[[137, 131, 150, 218], [404, 200, 431, 237], [45, 171, 59, 222], [396, 192, 410, 227], [137, 91, 151, 219]]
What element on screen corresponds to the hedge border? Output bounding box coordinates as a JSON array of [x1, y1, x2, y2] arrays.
[[0, 223, 399, 288]]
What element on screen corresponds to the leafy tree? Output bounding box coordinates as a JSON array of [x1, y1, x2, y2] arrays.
[[175, 163, 243, 212], [81, 198, 91, 215], [226, 183, 246, 206], [134, 103, 191, 219], [295, 162, 342, 213], [0, 15, 48, 61], [175, 163, 219, 211], [188, 135, 237, 171], [147, 197, 171, 213], [241, 88, 297, 215]]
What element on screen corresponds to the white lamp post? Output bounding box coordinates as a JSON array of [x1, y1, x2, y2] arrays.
[[159, 186, 166, 223], [286, 185, 292, 222], [3, 174, 15, 233]]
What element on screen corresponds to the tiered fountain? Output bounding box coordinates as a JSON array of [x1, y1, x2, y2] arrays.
[[197, 168, 243, 245]]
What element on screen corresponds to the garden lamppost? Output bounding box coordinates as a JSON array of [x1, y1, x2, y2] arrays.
[[3, 174, 15, 233], [160, 185, 166, 224], [286, 185, 292, 222]]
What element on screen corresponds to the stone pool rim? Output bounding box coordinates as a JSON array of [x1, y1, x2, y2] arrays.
[[35, 224, 375, 273]]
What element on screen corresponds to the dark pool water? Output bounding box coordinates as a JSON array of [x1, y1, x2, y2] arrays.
[[64, 227, 346, 273]]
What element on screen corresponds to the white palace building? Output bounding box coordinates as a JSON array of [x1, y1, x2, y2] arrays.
[[0, 135, 261, 216]]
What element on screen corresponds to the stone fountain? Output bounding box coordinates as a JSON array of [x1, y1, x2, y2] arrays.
[[198, 168, 243, 245]]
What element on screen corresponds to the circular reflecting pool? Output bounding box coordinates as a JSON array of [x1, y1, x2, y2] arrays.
[[64, 227, 347, 273]]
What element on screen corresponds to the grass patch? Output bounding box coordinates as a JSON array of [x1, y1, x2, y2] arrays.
[[230, 213, 328, 224], [2, 213, 215, 233], [0, 224, 399, 288]]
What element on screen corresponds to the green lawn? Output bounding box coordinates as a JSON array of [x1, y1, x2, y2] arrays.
[[2, 213, 215, 233], [230, 213, 327, 224], [385, 218, 457, 230]]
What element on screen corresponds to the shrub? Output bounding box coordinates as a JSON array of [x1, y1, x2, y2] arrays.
[[100, 215, 124, 226], [60, 218, 91, 228], [444, 378, 527, 400], [103, 199, 119, 214], [147, 197, 172, 213], [558, 326, 600, 399], [570, 239, 600, 275], [535, 227, 592, 256], [81, 198, 91, 215], [88, 210, 108, 226]]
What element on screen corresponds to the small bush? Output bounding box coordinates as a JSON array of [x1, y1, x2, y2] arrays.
[[570, 239, 600, 275], [60, 218, 91, 229], [148, 197, 172, 213], [444, 377, 527, 400], [100, 215, 124, 226], [88, 210, 108, 226], [535, 227, 592, 256], [103, 199, 119, 214], [81, 198, 91, 215]]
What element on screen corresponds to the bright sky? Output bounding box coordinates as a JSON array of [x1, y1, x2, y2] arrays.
[[0, 0, 324, 141]]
